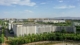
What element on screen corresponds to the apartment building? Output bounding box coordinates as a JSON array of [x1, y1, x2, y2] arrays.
[[13, 24, 76, 37], [35, 19, 66, 23], [73, 22, 80, 26]]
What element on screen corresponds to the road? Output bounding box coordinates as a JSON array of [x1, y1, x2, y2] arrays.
[[1, 30, 14, 45], [0, 30, 1, 36], [5, 30, 14, 38]]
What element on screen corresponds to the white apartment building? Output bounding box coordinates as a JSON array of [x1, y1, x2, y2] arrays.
[[8, 20, 14, 30], [35, 19, 66, 23], [8, 23, 12, 30], [13, 24, 76, 37], [73, 22, 80, 26], [13, 24, 52, 36]]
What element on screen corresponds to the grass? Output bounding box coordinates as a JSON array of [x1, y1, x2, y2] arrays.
[[1, 34, 4, 43]]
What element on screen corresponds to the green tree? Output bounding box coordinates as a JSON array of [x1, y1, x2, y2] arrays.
[[61, 29, 67, 33]]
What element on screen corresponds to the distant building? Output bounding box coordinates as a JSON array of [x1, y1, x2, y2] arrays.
[[0, 25, 2, 29], [73, 22, 80, 26], [13, 23, 76, 37], [27, 18, 66, 23], [8, 23, 12, 30], [8, 20, 14, 30], [35, 19, 66, 23]]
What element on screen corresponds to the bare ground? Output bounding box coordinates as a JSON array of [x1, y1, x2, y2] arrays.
[[53, 43, 80, 45], [22, 41, 80, 45]]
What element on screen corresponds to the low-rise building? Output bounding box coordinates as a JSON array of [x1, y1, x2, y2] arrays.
[[35, 19, 66, 23], [73, 22, 80, 26]]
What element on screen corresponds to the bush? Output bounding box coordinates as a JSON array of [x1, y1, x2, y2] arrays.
[[0, 37, 2, 43], [8, 32, 80, 45]]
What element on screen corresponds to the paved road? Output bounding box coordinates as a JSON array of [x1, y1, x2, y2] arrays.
[[1, 30, 14, 45], [0, 29, 14, 37], [5, 30, 14, 37], [0, 29, 2, 36], [0, 30, 1, 33]]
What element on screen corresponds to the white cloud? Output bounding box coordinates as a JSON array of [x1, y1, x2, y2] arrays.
[[40, 2, 46, 4], [68, 5, 75, 8], [0, 10, 35, 18], [24, 10, 34, 13], [54, 6, 67, 9], [0, 0, 36, 6], [3, 12, 10, 14], [59, 0, 63, 3], [77, 0, 80, 1], [2, 10, 34, 15], [53, 5, 76, 9], [33, 6, 38, 9]]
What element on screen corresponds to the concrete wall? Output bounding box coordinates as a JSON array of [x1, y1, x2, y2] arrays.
[[16, 25, 23, 36], [13, 24, 76, 37], [13, 24, 17, 36], [36, 25, 52, 34], [13, 25, 37, 36], [26, 26, 36, 34], [52, 26, 76, 33]]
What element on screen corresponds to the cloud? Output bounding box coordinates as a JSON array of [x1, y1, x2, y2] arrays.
[[40, 2, 46, 4], [0, 0, 36, 6], [59, 0, 63, 3], [0, 10, 34, 18], [3, 12, 10, 14], [68, 5, 75, 8], [24, 10, 34, 13], [53, 5, 76, 9], [77, 0, 80, 1], [2, 10, 34, 15]]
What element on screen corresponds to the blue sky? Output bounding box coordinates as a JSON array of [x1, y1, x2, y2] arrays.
[[0, 0, 80, 18]]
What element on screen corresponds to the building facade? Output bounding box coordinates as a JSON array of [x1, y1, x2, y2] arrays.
[[13, 24, 76, 37]]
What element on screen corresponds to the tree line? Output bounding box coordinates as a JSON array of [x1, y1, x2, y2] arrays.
[[0, 29, 5, 43], [8, 31, 80, 45]]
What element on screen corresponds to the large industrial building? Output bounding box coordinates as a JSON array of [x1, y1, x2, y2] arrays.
[[13, 23, 76, 37]]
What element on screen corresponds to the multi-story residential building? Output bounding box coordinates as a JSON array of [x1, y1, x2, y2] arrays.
[[13, 23, 76, 37], [27, 18, 66, 23], [8, 20, 14, 30], [43, 20, 65, 23], [73, 22, 80, 26], [35, 19, 66, 23]]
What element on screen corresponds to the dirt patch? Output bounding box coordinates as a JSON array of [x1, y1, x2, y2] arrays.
[[53, 43, 79, 45], [23, 41, 51, 45], [22, 41, 80, 45]]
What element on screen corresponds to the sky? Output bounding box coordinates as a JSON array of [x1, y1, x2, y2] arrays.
[[0, 0, 80, 18]]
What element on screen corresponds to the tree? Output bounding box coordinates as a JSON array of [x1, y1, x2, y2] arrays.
[[61, 29, 67, 33], [0, 37, 2, 43]]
